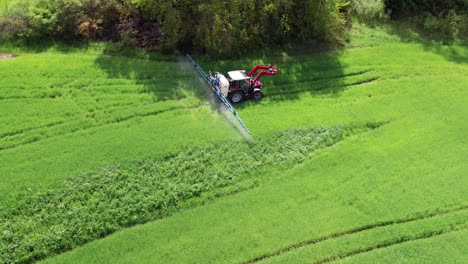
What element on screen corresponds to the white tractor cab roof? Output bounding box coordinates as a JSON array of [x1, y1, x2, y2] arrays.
[[228, 70, 250, 81]]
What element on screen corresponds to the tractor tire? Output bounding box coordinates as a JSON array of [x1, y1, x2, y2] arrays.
[[252, 90, 263, 100], [229, 90, 244, 104]]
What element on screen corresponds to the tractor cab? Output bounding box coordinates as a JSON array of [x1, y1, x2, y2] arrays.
[[228, 70, 251, 92], [227, 70, 265, 103]]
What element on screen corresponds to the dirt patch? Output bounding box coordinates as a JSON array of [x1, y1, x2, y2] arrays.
[[0, 53, 17, 60]]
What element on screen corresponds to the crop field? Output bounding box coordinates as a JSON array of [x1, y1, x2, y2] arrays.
[[0, 24, 467, 263], [0, 0, 10, 14]]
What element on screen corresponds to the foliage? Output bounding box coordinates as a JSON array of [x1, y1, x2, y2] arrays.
[[351, 0, 387, 21], [422, 9, 462, 38], [0, 0, 352, 55], [2, 0, 467, 53], [384, 0, 467, 17], [0, 0, 124, 40], [0, 1, 30, 39], [384, 0, 468, 38], [126, 0, 353, 54]]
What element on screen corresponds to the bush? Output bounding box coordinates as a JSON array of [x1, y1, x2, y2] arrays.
[[1, 0, 354, 55], [351, 0, 388, 21], [114, 17, 163, 50], [0, 0, 124, 40], [459, 13, 468, 36], [384, 1, 467, 40], [423, 10, 461, 38], [0, 1, 31, 39], [385, 0, 467, 17]]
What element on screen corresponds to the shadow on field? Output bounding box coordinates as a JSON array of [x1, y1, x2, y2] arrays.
[[93, 45, 208, 102], [0, 39, 94, 54], [185, 47, 354, 106], [93, 43, 354, 106], [387, 21, 468, 65]]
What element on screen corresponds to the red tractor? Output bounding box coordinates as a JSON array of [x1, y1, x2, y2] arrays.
[[209, 64, 280, 103]]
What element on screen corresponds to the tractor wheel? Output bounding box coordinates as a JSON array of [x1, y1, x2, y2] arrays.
[[229, 90, 244, 103], [253, 91, 263, 100]]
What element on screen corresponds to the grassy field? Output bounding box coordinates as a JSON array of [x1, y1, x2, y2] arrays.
[[0, 0, 11, 14], [1, 24, 467, 263], [0, 44, 244, 194]]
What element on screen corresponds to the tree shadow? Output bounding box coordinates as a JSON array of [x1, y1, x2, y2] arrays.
[[387, 21, 468, 65], [0, 39, 94, 54], [93, 44, 207, 102], [193, 45, 360, 106], [92, 43, 358, 107], [2, 37, 380, 108]]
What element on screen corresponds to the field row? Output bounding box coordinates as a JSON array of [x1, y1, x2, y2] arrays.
[[1, 37, 467, 263], [2, 48, 465, 151], [0, 97, 204, 150], [42, 109, 467, 263], [1, 126, 366, 263], [0, 53, 210, 151], [257, 206, 467, 263]]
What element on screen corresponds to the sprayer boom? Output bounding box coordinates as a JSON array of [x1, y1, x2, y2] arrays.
[[186, 54, 251, 135]]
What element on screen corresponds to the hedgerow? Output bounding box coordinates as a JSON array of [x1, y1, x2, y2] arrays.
[[2, 1, 467, 54], [0, 0, 352, 55], [0, 126, 370, 263], [351, 0, 388, 21], [385, 0, 468, 38]]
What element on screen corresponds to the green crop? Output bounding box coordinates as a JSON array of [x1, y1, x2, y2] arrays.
[[0, 0, 9, 13], [42, 25, 467, 264], [1, 126, 370, 263], [334, 230, 468, 264], [0, 46, 243, 201], [1, 24, 467, 264]]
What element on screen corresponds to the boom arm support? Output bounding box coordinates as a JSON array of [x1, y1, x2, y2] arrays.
[[248, 64, 280, 82]]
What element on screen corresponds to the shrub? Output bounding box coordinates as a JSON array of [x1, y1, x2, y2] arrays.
[[27, 0, 83, 39], [0, 1, 32, 39], [1, 0, 124, 40], [423, 10, 461, 39], [113, 17, 163, 50], [385, 0, 467, 17], [77, 20, 100, 39], [1, 0, 354, 56], [351, 0, 388, 21], [459, 13, 468, 36]]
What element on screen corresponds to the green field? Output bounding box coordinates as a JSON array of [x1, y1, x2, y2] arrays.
[[0, 24, 467, 263], [0, 0, 10, 13]]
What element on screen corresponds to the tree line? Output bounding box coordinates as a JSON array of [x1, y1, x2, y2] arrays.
[[0, 0, 466, 55]]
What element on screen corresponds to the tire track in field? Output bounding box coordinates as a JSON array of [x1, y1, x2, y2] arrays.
[[0, 82, 191, 100], [0, 100, 154, 141], [0, 103, 209, 151], [315, 228, 467, 263], [245, 205, 468, 264], [0, 120, 67, 139], [0, 75, 379, 149], [273, 70, 373, 87], [268, 77, 379, 98], [0, 89, 171, 100]]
